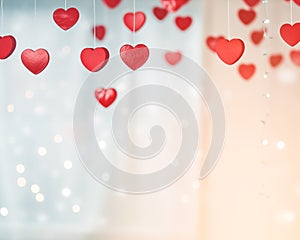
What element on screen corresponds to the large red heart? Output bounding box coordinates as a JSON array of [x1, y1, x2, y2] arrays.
[[153, 7, 168, 20], [165, 51, 182, 65], [21, 49, 50, 75], [290, 50, 300, 66], [175, 16, 192, 31], [120, 44, 149, 70], [95, 88, 117, 108], [161, 0, 189, 12], [280, 23, 300, 47], [206, 35, 225, 52], [238, 63, 256, 80], [0, 35, 16, 60], [251, 29, 264, 45], [80, 47, 109, 72], [215, 38, 245, 65], [92, 25, 106, 41], [243, 0, 260, 7], [123, 12, 146, 32], [53, 8, 80, 31], [238, 9, 256, 25], [269, 54, 283, 68], [102, 0, 121, 8]]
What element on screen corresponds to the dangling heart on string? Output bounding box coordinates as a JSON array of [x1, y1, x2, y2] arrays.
[[269, 54, 283, 68], [102, 0, 122, 9], [238, 9, 256, 25], [53, 7, 80, 31], [161, 0, 189, 12], [165, 51, 182, 65], [206, 36, 225, 52], [21, 48, 50, 75], [0, 35, 16, 60], [120, 44, 149, 70], [243, 0, 260, 7], [290, 50, 300, 66], [250, 29, 264, 45], [280, 23, 300, 47], [123, 12, 146, 32], [153, 7, 168, 20], [238, 63, 256, 80], [92, 25, 106, 41], [215, 38, 245, 65], [175, 16, 192, 31], [80, 47, 109, 72], [95, 88, 117, 108]]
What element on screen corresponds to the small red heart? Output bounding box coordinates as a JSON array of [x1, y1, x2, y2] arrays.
[[280, 23, 300, 47], [206, 36, 225, 52], [238, 63, 256, 80], [153, 7, 168, 20], [238, 9, 256, 25], [290, 50, 300, 66], [102, 0, 121, 8], [53, 8, 79, 31], [250, 29, 264, 45], [175, 16, 192, 31], [269, 54, 283, 68], [80, 47, 109, 72], [92, 25, 106, 41], [165, 51, 182, 65], [21, 49, 50, 75], [123, 12, 146, 32], [161, 0, 189, 12], [0, 35, 16, 60], [120, 44, 149, 70], [243, 0, 260, 7], [215, 38, 245, 65], [285, 0, 300, 6], [95, 88, 117, 108]]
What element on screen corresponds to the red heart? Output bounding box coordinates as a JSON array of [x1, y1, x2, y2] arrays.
[[251, 29, 264, 45], [269, 54, 283, 68], [95, 88, 117, 108], [0, 35, 16, 60], [243, 0, 260, 7], [123, 12, 146, 32], [21, 49, 50, 75], [153, 7, 168, 20], [285, 0, 300, 6], [80, 47, 109, 72], [53, 8, 79, 31], [92, 25, 106, 41], [175, 16, 192, 31], [102, 0, 121, 8], [290, 50, 300, 66], [280, 23, 300, 47], [206, 36, 225, 52], [165, 51, 182, 65], [161, 0, 189, 12], [120, 44, 149, 70], [238, 63, 256, 80], [238, 9, 256, 25], [215, 38, 245, 65]]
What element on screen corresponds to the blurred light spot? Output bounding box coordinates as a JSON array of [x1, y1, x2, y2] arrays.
[[262, 139, 269, 146], [17, 177, 26, 187], [54, 134, 63, 143], [98, 140, 106, 149], [265, 93, 271, 99], [0, 208, 8, 217], [16, 164, 25, 174], [38, 147, 47, 156], [181, 194, 189, 204], [277, 141, 285, 150], [31, 184, 40, 194], [62, 188, 71, 198], [263, 19, 270, 24], [278, 210, 296, 223], [36, 193, 45, 202], [7, 104, 14, 113], [192, 180, 201, 190], [64, 160, 72, 170], [72, 204, 80, 213], [263, 72, 268, 79], [102, 173, 110, 182], [277, 69, 297, 84], [25, 90, 34, 99]]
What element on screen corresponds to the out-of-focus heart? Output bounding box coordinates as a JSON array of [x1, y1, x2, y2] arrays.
[[243, 0, 260, 7], [251, 29, 264, 45], [165, 51, 182, 65], [153, 7, 168, 20], [102, 0, 121, 8], [92, 25, 106, 41], [238, 9, 256, 25], [161, 0, 189, 12], [290, 50, 300, 66], [206, 35, 225, 52], [95, 88, 117, 108], [238, 63, 256, 80], [269, 54, 283, 68], [120, 44, 149, 70], [123, 12, 146, 32], [215, 38, 245, 65], [175, 16, 192, 31]]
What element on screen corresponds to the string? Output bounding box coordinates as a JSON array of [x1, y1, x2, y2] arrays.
[[133, 0, 136, 45], [290, 0, 293, 25], [65, 0, 67, 9], [34, 0, 36, 18], [93, 0, 96, 47], [0, 0, 3, 33], [227, 0, 230, 39]]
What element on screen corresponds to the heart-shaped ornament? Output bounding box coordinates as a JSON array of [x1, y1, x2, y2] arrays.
[[123, 12, 146, 32], [161, 0, 189, 12], [215, 38, 245, 65], [0, 35, 16, 60], [269, 54, 283, 68], [95, 88, 117, 108], [153, 7, 168, 20], [206, 36, 225, 52], [238, 63, 256, 80], [102, 0, 121, 8], [251, 29, 264, 45], [165, 51, 182, 65], [280, 23, 300, 47], [175, 16, 192, 31], [120, 44, 149, 70], [290, 50, 300, 66], [80, 47, 109, 72], [21, 49, 50, 75], [238, 9, 256, 25], [92, 25, 106, 41], [243, 0, 260, 7], [53, 7, 80, 31]]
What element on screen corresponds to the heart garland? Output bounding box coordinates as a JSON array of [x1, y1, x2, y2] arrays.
[[175, 16, 192, 31], [269, 54, 283, 68], [161, 0, 189, 12], [206, 35, 225, 52], [21, 48, 50, 75], [53, 7, 80, 31], [102, 0, 122, 9], [250, 29, 264, 45], [0, 35, 16, 60], [238, 63, 256, 80], [92, 25, 106, 41], [165, 51, 182, 65], [120, 44, 149, 70], [153, 7, 168, 20], [123, 12, 146, 32], [80, 47, 110, 72], [238, 9, 256, 25], [290, 50, 300, 66], [95, 88, 117, 108], [215, 38, 245, 65], [280, 23, 300, 47]]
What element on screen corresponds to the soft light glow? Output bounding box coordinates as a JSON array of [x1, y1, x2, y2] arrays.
[[38, 147, 47, 156], [192, 180, 201, 190], [277, 141, 285, 150], [262, 139, 269, 146], [7, 104, 15, 113], [36, 193, 45, 202], [16, 164, 25, 174], [17, 177, 26, 187], [0, 208, 8, 217], [263, 72, 268, 79], [263, 19, 270, 24], [181, 194, 189, 204], [54, 134, 63, 143], [278, 210, 296, 223], [64, 160, 72, 170], [62, 188, 71, 197], [72, 204, 80, 213], [98, 140, 107, 149], [31, 184, 40, 194]]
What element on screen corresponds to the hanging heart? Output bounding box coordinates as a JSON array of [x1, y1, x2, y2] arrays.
[[102, 0, 121, 8], [269, 54, 283, 68], [206, 36, 225, 52], [175, 16, 192, 31], [0, 35, 16, 60], [120, 44, 149, 70], [290, 50, 300, 66], [215, 38, 245, 65], [165, 51, 182, 65], [80, 47, 109, 72], [250, 29, 264, 45], [285, 0, 300, 7], [280, 23, 300, 47], [238, 9, 256, 25], [161, 0, 189, 12], [21, 48, 50, 75], [123, 12, 146, 32], [243, 0, 260, 7], [238, 63, 256, 80], [53, 7, 80, 31], [95, 88, 117, 108], [92, 25, 106, 41], [153, 7, 168, 20]]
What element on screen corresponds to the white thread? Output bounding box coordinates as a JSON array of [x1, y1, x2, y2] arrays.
[[133, 0, 136, 45], [34, 0, 36, 17], [0, 0, 3, 32], [290, 0, 293, 25], [227, 0, 230, 39], [65, 0, 67, 9], [93, 0, 96, 47]]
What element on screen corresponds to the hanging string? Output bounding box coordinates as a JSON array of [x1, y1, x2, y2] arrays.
[[133, 0, 136, 45], [290, 0, 293, 25], [93, 0, 96, 47], [227, 0, 231, 39], [65, 0, 67, 10], [0, 0, 3, 33], [34, 0, 37, 18]]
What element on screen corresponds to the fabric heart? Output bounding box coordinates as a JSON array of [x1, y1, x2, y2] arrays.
[[120, 44, 149, 70], [21, 49, 50, 75], [123, 12, 146, 32], [175, 16, 192, 31], [269, 54, 283, 68], [95, 88, 117, 108], [161, 0, 189, 12], [153, 7, 168, 20], [206, 36, 225, 52], [0, 35, 16, 60], [53, 8, 80, 31], [243, 0, 260, 7], [290, 50, 300, 66], [280, 23, 300, 47], [251, 29, 264, 45], [165, 51, 182, 65], [215, 38, 245, 65], [80, 47, 109, 72], [92, 25, 106, 41], [238, 9, 256, 25], [238, 63, 256, 80], [102, 0, 121, 8]]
